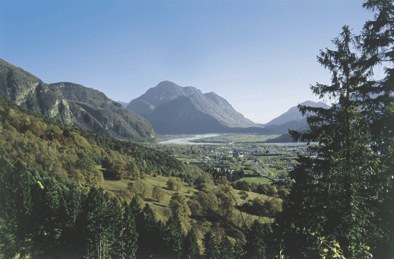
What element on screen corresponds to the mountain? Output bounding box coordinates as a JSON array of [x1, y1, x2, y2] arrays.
[[0, 59, 74, 123], [127, 80, 259, 134], [52, 82, 155, 140], [116, 101, 128, 107], [263, 100, 329, 134], [0, 58, 155, 141], [0, 99, 182, 180]]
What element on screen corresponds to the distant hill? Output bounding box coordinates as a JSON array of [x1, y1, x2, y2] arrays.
[[0, 58, 155, 141], [116, 101, 128, 107], [263, 101, 329, 134], [127, 81, 260, 134]]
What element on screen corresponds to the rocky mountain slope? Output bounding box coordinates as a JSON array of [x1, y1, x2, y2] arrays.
[[0, 58, 154, 141], [127, 81, 259, 134]]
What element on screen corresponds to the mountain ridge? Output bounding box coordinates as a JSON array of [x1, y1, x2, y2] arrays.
[[265, 100, 328, 126], [0, 58, 155, 141], [127, 81, 259, 134], [263, 100, 329, 134]]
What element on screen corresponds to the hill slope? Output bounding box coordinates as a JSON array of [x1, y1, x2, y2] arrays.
[[0, 58, 154, 141], [0, 100, 183, 185], [127, 81, 259, 134]]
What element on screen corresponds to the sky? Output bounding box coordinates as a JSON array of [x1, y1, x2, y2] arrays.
[[0, 1, 373, 123]]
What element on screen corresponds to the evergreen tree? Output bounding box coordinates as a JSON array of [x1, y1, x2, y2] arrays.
[[218, 236, 235, 259], [0, 159, 36, 257], [136, 204, 166, 257], [203, 231, 220, 259], [83, 188, 121, 259], [360, 1, 394, 257], [113, 202, 138, 259], [244, 221, 271, 259], [0, 157, 86, 258], [169, 193, 191, 235], [164, 216, 185, 258], [182, 228, 200, 259], [118, 204, 138, 259], [277, 1, 394, 256], [123, 202, 138, 259]]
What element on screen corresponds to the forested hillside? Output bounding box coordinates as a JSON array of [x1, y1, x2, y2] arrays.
[[0, 101, 284, 258], [0, 100, 183, 186]]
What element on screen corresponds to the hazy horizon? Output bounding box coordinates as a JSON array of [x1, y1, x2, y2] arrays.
[[0, 1, 372, 123]]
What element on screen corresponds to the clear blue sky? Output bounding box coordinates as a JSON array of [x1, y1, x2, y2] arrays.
[[0, 1, 372, 123]]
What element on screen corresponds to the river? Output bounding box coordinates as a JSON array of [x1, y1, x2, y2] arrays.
[[158, 134, 221, 145]]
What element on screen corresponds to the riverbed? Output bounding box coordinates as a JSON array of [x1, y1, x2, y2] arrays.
[[158, 134, 221, 145]]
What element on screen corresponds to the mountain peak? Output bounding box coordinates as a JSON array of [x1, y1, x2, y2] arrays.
[[127, 81, 259, 134], [299, 100, 328, 107], [264, 100, 330, 133], [157, 80, 178, 87], [205, 92, 219, 97]]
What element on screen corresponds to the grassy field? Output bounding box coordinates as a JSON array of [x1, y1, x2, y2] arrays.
[[102, 174, 275, 224], [103, 175, 196, 204], [238, 176, 272, 184]]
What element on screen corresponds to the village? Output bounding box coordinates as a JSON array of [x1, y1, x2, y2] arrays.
[[154, 134, 310, 184]]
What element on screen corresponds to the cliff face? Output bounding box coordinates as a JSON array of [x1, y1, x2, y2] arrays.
[[0, 59, 74, 124], [0, 59, 155, 141]]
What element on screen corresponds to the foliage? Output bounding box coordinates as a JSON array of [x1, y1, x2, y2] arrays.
[[244, 221, 272, 259], [276, 1, 393, 257], [0, 100, 184, 186], [166, 177, 182, 191], [0, 103, 277, 257], [151, 185, 165, 201], [203, 231, 220, 259], [0, 158, 154, 258], [182, 228, 200, 259], [127, 179, 148, 199], [240, 197, 282, 218]]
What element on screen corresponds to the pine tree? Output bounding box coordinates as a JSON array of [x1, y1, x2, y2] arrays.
[[182, 228, 200, 259], [136, 204, 167, 257], [164, 215, 185, 258], [83, 188, 121, 259], [277, 24, 391, 258], [169, 193, 191, 235], [218, 236, 235, 259], [203, 231, 220, 259], [244, 221, 271, 259], [0, 159, 36, 257], [359, 1, 394, 257], [123, 202, 138, 259], [109, 202, 138, 259]]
